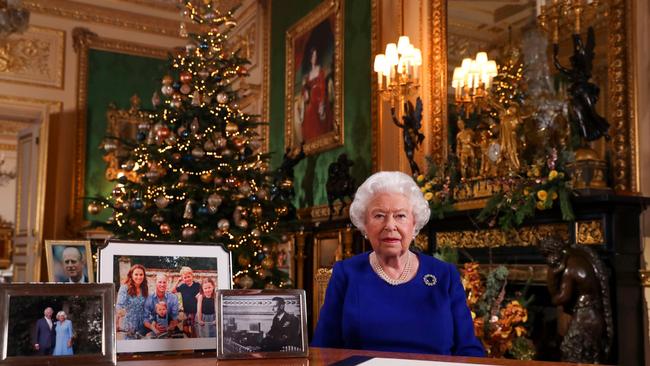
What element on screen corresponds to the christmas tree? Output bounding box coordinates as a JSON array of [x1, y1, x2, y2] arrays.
[[88, 0, 291, 289]]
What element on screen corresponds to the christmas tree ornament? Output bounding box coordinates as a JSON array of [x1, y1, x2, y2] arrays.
[[261, 256, 274, 270], [172, 81, 181, 91], [216, 92, 229, 104], [191, 146, 206, 158], [156, 126, 171, 139], [190, 117, 200, 133], [132, 198, 144, 210], [179, 71, 192, 83], [203, 139, 216, 151], [162, 75, 173, 86], [87, 202, 102, 215], [221, 148, 233, 157], [238, 274, 254, 289], [179, 173, 189, 183], [191, 91, 201, 106], [180, 83, 192, 95], [213, 176, 224, 185], [251, 205, 262, 217], [103, 141, 117, 153], [122, 201, 131, 210], [197, 203, 209, 215], [171, 94, 182, 108], [200, 173, 213, 183], [155, 195, 170, 209], [239, 182, 251, 195], [165, 134, 178, 146], [207, 193, 223, 207], [183, 199, 195, 219], [251, 228, 261, 238], [185, 43, 196, 53], [151, 91, 161, 107], [261, 243, 271, 253], [238, 254, 251, 267], [182, 226, 197, 239], [215, 136, 227, 148], [145, 170, 160, 182], [152, 213, 164, 224], [225, 122, 238, 134], [172, 152, 182, 162], [112, 187, 124, 198], [161, 85, 174, 96], [217, 218, 230, 232], [123, 160, 135, 171], [198, 69, 210, 80], [136, 131, 147, 142], [264, 283, 277, 290], [237, 219, 248, 229], [177, 125, 187, 138]]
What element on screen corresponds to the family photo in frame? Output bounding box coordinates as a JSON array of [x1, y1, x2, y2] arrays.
[[98, 240, 232, 353], [285, 0, 344, 155], [44, 240, 94, 283], [217, 289, 308, 359], [0, 283, 115, 366]]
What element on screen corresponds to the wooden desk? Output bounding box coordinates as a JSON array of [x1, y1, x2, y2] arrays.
[[119, 347, 596, 366]]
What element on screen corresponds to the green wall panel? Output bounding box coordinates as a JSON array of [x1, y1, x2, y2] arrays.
[[270, 0, 372, 209], [84, 50, 168, 221]]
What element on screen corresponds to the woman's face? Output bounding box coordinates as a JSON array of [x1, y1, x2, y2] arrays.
[[57, 314, 65, 321], [364, 192, 415, 259], [202, 282, 215, 297], [132, 268, 145, 286], [310, 49, 317, 65]]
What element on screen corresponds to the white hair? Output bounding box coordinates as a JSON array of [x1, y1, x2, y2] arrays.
[[56, 311, 66, 319], [349, 171, 430, 235]]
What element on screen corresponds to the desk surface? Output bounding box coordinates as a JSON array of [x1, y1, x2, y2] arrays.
[[118, 347, 596, 366]]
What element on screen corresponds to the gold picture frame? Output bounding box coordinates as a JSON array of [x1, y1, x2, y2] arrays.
[[44, 240, 94, 283], [0, 283, 115, 365], [285, 0, 344, 155]]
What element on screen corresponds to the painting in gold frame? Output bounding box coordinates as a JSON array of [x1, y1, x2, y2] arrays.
[[285, 0, 344, 155], [44, 240, 94, 283]]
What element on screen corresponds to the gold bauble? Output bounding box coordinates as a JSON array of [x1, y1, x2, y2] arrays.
[[160, 223, 171, 235], [261, 256, 275, 270], [87, 202, 102, 215], [276, 206, 289, 216], [251, 205, 262, 217], [238, 274, 254, 289], [200, 173, 213, 183], [225, 122, 238, 134]]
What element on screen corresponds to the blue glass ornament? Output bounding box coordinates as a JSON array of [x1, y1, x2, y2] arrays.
[[172, 82, 181, 90], [248, 194, 257, 202], [181, 129, 190, 138], [197, 205, 209, 215], [182, 154, 194, 163], [132, 199, 144, 210], [136, 131, 146, 142], [199, 42, 209, 50]]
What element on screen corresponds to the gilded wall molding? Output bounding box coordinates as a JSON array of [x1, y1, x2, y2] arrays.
[[640, 270, 650, 287], [370, 0, 379, 172], [428, 0, 445, 164], [261, 0, 271, 153], [71, 28, 170, 230], [436, 223, 570, 249], [575, 220, 605, 245], [24, 0, 184, 37], [0, 26, 65, 89]]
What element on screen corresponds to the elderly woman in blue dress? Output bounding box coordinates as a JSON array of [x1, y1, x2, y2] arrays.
[[116, 264, 148, 339], [53, 311, 73, 356], [312, 171, 484, 356]]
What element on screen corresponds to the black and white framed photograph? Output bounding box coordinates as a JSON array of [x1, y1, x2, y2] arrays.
[[98, 239, 232, 353], [0, 283, 115, 366], [44, 240, 94, 283], [217, 289, 307, 359]]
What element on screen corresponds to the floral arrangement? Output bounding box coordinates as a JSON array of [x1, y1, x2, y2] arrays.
[[476, 148, 575, 230], [461, 262, 536, 360]]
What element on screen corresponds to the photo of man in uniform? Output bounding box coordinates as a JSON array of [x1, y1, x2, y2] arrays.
[[260, 297, 301, 351]]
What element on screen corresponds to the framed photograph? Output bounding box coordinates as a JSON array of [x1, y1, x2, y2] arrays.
[[285, 0, 344, 155], [0, 283, 115, 366], [98, 239, 232, 353], [274, 235, 295, 286], [45, 240, 95, 283], [217, 289, 308, 359]]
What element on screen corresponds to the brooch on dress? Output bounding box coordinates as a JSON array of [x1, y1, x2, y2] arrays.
[[423, 274, 437, 286]]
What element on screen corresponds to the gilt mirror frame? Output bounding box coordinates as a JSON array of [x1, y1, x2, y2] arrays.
[[428, 0, 638, 193]]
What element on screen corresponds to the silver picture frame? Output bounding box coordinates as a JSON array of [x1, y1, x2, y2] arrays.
[[217, 289, 308, 359], [0, 283, 116, 366]]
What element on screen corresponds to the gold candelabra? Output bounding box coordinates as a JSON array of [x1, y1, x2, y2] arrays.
[[373, 36, 422, 107], [451, 52, 498, 117], [536, 0, 602, 42]]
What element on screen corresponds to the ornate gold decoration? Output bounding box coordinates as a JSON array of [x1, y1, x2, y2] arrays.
[[313, 266, 333, 331], [0, 26, 64, 89], [436, 223, 570, 249], [428, 0, 446, 164], [413, 232, 429, 252], [0, 144, 16, 151], [284, 0, 344, 155], [24, 0, 185, 37], [115, 0, 178, 12], [70, 28, 169, 231], [297, 202, 349, 222], [478, 264, 548, 285], [259, 0, 271, 153], [575, 220, 605, 245], [370, 0, 379, 171]]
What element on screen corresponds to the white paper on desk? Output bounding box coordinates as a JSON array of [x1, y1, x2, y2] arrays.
[[357, 358, 497, 366]]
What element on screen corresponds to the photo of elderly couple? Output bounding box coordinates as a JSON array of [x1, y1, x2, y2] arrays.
[[113, 255, 219, 341], [7, 295, 102, 357]]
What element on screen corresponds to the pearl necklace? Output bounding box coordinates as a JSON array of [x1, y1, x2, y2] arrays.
[[369, 251, 412, 285]]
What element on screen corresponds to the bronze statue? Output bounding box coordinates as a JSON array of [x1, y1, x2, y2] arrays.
[[538, 237, 613, 363], [272, 143, 305, 203], [455, 118, 476, 179], [391, 97, 425, 176], [553, 27, 610, 143], [325, 153, 355, 220]]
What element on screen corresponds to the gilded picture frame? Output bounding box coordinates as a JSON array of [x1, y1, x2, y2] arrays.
[[216, 289, 308, 359], [70, 27, 170, 231], [285, 0, 344, 155], [44, 240, 94, 283], [98, 239, 232, 354], [0, 283, 115, 366]]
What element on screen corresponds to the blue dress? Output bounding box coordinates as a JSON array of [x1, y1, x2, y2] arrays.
[[116, 284, 146, 339], [53, 319, 73, 356], [312, 252, 485, 356]]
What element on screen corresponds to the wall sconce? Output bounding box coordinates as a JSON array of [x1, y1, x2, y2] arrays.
[[451, 52, 498, 117], [373, 36, 422, 107], [0, 0, 30, 39]]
